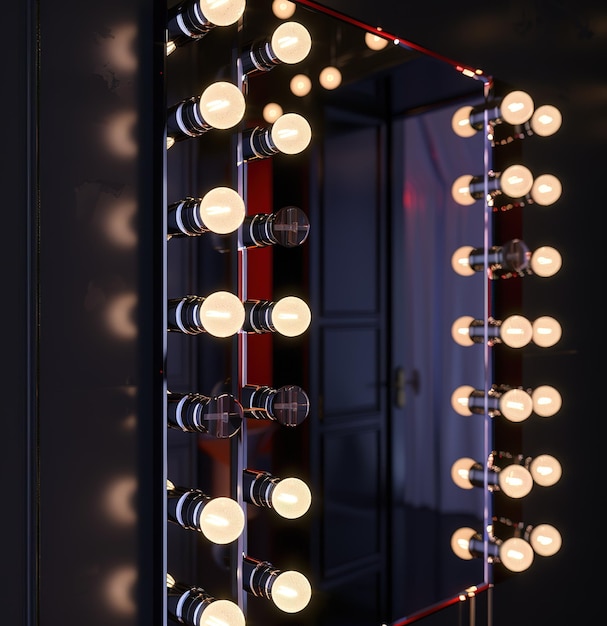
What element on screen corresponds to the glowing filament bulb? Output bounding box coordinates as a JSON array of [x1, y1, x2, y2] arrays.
[[198, 496, 245, 544], [531, 385, 562, 417], [200, 0, 246, 26], [530, 246, 562, 277], [500, 388, 533, 422], [271, 477, 312, 519], [500, 90, 534, 125], [451, 245, 475, 276], [451, 106, 476, 138], [199, 186, 245, 234], [500, 164, 533, 198], [450, 527, 476, 559], [200, 600, 245, 626], [450, 457, 476, 489], [365, 31, 389, 50], [529, 524, 562, 556], [271, 113, 312, 154], [500, 315, 533, 348], [529, 454, 562, 486], [498, 464, 533, 498], [531, 174, 562, 206], [319, 66, 342, 90], [263, 102, 283, 123], [290, 74, 312, 97], [500, 537, 534, 572], [532, 316, 561, 347], [272, 0, 296, 20], [271, 296, 311, 336], [199, 82, 245, 130], [271, 571, 311, 613], [451, 175, 475, 205], [199, 291, 245, 337], [271, 22, 311, 64], [530, 104, 562, 137]]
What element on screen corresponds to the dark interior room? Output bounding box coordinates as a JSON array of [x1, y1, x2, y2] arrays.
[[3, 1, 603, 625]]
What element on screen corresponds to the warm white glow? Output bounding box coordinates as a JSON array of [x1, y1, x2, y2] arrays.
[[531, 385, 562, 417], [451, 316, 475, 347], [450, 457, 476, 489], [531, 174, 562, 206], [290, 74, 312, 97], [530, 246, 562, 277], [199, 0, 246, 26], [271, 21, 311, 64], [529, 524, 562, 557], [271, 296, 311, 336], [500, 90, 534, 125], [271, 113, 312, 154], [200, 599, 246, 626], [198, 496, 245, 544], [499, 315, 533, 348], [451, 106, 477, 138], [271, 571, 312, 613], [199, 81, 246, 130], [500, 388, 533, 422], [167, 136, 175, 149], [104, 566, 137, 616], [105, 292, 138, 340], [199, 187, 245, 234], [271, 477, 312, 519], [497, 464, 534, 498], [530, 104, 562, 137], [319, 66, 342, 90], [272, 0, 296, 19], [499, 537, 534, 572], [450, 527, 477, 560], [166, 572, 176, 588], [365, 31, 389, 50], [529, 454, 562, 487], [199, 291, 245, 337], [166, 40, 177, 56], [262, 102, 283, 124], [451, 174, 475, 205], [451, 245, 476, 276], [499, 164, 534, 198], [532, 316, 562, 347], [451, 385, 475, 416]]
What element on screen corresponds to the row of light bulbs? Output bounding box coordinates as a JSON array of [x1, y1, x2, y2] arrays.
[[449, 88, 563, 574]]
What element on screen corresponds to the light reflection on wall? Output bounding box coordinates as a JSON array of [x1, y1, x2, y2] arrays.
[[104, 564, 138, 617], [104, 291, 138, 340], [103, 475, 138, 526]]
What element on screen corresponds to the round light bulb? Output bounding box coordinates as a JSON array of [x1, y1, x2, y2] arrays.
[[532, 316, 561, 347], [451, 315, 475, 347], [199, 0, 246, 26], [319, 66, 342, 90], [529, 454, 562, 487], [200, 599, 246, 626], [271, 113, 311, 154], [500, 388, 533, 422], [290, 74, 312, 97], [497, 464, 534, 498], [262, 102, 283, 124], [199, 291, 245, 337], [451, 385, 475, 416], [199, 81, 245, 130], [530, 246, 562, 277], [531, 385, 562, 417], [499, 315, 534, 348], [271, 296, 311, 336], [531, 174, 562, 206], [271, 477, 312, 519], [450, 527, 477, 560], [272, 0, 296, 20], [271, 21, 311, 64], [198, 496, 245, 544], [450, 457, 477, 489], [451, 175, 475, 205], [499, 537, 534, 572], [451, 245, 476, 276], [500, 90, 534, 125], [199, 187, 245, 234], [529, 524, 562, 557], [271, 570, 311, 613], [451, 106, 477, 138], [530, 104, 562, 137], [365, 31, 389, 51], [499, 164, 534, 198]]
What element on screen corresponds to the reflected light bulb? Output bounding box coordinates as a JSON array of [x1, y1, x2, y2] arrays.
[[529, 454, 562, 487], [497, 464, 534, 498], [271, 113, 312, 154], [451, 316, 475, 347], [531, 385, 562, 417], [200, 599, 246, 626], [365, 31, 389, 50], [451, 106, 476, 138], [200, 291, 245, 337], [272, 0, 296, 19], [199, 81, 245, 129], [199, 187, 245, 234], [319, 66, 342, 90], [450, 457, 476, 489], [530, 174, 562, 206], [290, 74, 312, 97], [451, 245, 476, 276], [500, 388, 533, 422], [532, 316, 561, 347], [530, 246, 562, 277], [263, 102, 283, 124], [500, 90, 534, 125], [450, 527, 477, 560], [499, 164, 533, 198], [200, 0, 246, 26], [271, 21, 311, 64], [530, 104, 562, 137], [271, 571, 312, 613], [499, 537, 534, 572], [500, 315, 533, 348], [271, 296, 311, 336], [451, 385, 475, 416], [529, 524, 562, 557], [451, 175, 475, 205], [271, 477, 312, 519], [198, 496, 245, 544]]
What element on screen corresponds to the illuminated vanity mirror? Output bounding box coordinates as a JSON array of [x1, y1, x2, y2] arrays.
[[165, 1, 492, 624]]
